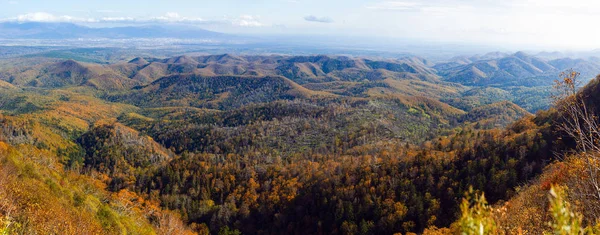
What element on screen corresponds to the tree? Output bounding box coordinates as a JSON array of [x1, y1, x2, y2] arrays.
[[552, 70, 600, 219]]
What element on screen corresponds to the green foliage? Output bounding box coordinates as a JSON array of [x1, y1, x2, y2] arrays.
[[545, 186, 598, 235], [0, 95, 44, 114], [58, 145, 86, 169], [77, 123, 170, 191], [122, 97, 462, 156], [218, 226, 242, 235], [0, 215, 22, 235], [73, 192, 85, 207], [97, 205, 126, 234], [458, 187, 497, 235], [110, 74, 299, 110]]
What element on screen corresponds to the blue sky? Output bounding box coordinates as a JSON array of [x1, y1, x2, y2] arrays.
[[2, 0, 600, 49]]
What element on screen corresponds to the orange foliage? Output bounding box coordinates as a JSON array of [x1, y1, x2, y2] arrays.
[[0, 141, 7, 152]]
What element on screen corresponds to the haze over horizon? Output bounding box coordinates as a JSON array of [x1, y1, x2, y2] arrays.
[[2, 0, 599, 50]]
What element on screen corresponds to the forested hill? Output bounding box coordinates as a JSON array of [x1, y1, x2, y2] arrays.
[[436, 51, 600, 86], [0, 52, 598, 234]]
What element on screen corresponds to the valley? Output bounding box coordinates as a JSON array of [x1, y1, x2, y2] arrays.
[[0, 48, 599, 234]]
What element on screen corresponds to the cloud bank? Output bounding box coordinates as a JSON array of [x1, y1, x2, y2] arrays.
[[2, 12, 263, 27], [13, 12, 97, 23]]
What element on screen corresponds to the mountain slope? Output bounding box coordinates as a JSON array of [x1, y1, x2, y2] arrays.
[[437, 52, 600, 86], [1, 59, 141, 89], [2, 52, 600, 234], [462, 101, 531, 128], [111, 74, 335, 109]]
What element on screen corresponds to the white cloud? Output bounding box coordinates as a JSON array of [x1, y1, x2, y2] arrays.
[[100, 16, 135, 22], [2, 12, 205, 24], [151, 12, 204, 22], [304, 15, 333, 23], [1, 12, 264, 27], [232, 15, 263, 27], [13, 12, 98, 23]]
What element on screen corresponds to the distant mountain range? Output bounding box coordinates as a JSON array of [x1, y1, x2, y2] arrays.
[[0, 50, 596, 113], [0, 54, 442, 92], [0, 22, 227, 40], [435, 51, 600, 86]]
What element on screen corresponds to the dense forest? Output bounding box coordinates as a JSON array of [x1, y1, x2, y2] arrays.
[[0, 53, 599, 234], [75, 108, 560, 234]]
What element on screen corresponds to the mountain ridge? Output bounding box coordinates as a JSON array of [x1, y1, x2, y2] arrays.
[[0, 22, 226, 39], [436, 51, 600, 86]]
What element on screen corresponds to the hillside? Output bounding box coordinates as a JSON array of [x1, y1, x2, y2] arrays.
[[431, 51, 600, 112], [425, 75, 600, 234], [1, 52, 599, 234], [461, 101, 531, 129], [111, 74, 334, 109], [118, 96, 464, 155], [3, 53, 576, 115], [437, 51, 600, 86], [0, 59, 142, 89], [0, 103, 195, 234]]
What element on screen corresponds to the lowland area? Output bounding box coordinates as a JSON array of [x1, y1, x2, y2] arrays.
[[2, 47, 600, 234]]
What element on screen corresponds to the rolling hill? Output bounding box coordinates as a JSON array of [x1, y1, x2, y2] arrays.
[[0, 54, 460, 98], [111, 74, 335, 109], [436, 51, 600, 86], [1, 50, 600, 234], [461, 101, 531, 128], [0, 59, 141, 89]]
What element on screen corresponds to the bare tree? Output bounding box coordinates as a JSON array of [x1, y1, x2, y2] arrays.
[[552, 69, 600, 219]]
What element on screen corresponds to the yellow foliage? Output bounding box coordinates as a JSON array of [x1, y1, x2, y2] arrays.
[[422, 226, 453, 235], [0, 137, 194, 235]]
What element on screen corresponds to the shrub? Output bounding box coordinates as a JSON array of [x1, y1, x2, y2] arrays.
[[458, 187, 498, 235]]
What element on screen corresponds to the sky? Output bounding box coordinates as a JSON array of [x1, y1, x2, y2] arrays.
[[2, 0, 600, 50]]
